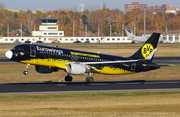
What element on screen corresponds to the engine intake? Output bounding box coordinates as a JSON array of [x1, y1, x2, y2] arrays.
[[66, 63, 86, 75]]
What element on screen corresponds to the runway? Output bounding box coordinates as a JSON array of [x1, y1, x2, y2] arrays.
[[153, 57, 180, 64], [0, 57, 15, 63], [0, 80, 180, 95]]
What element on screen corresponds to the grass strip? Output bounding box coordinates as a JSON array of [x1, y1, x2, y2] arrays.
[[0, 91, 180, 99], [1, 91, 180, 117]]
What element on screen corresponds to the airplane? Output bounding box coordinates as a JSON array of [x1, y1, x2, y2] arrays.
[[5, 33, 161, 83], [125, 29, 163, 43]]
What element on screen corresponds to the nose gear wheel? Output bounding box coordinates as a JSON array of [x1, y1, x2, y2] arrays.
[[23, 64, 29, 75]]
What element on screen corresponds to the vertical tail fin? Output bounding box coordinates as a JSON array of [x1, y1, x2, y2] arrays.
[[125, 29, 135, 37], [130, 33, 160, 61]]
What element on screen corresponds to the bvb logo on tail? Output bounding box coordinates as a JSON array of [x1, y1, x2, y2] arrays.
[[141, 43, 154, 58]]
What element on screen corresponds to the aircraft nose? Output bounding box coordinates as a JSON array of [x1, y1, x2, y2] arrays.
[[5, 50, 13, 59]]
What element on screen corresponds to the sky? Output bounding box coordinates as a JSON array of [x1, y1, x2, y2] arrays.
[[0, 0, 179, 12]]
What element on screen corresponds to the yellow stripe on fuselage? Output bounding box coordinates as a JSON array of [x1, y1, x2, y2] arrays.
[[20, 58, 134, 75], [20, 58, 68, 70]]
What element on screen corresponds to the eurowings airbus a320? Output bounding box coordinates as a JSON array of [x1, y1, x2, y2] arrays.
[[5, 33, 161, 83]]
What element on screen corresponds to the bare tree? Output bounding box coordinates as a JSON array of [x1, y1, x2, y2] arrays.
[[0, 3, 4, 9], [0, 3, 4, 19]]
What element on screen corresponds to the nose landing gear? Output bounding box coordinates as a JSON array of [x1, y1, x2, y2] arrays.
[[23, 71, 28, 75], [23, 64, 30, 75]]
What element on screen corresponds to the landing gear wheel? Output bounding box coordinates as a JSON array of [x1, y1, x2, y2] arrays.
[[23, 71, 28, 75], [131, 41, 135, 44], [65, 75, 73, 82], [86, 77, 94, 83], [23, 64, 29, 75]]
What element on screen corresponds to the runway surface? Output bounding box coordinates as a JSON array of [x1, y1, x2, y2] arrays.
[[0, 57, 15, 63], [153, 57, 180, 64], [0, 57, 180, 64], [0, 80, 180, 95]]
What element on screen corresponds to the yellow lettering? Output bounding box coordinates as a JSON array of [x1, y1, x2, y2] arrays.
[[70, 52, 100, 58]]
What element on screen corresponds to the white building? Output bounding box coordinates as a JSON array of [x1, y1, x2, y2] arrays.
[[32, 18, 64, 42]]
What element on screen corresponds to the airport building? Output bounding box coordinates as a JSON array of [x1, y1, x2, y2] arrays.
[[32, 18, 64, 42], [124, 2, 176, 14], [0, 18, 180, 43]]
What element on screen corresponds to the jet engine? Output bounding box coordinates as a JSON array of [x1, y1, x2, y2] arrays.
[[35, 65, 58, 73], [66, 63, 86, 75]]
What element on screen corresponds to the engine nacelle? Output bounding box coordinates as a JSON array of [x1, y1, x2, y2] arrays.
[[35, 65, 58, 73], [66, 63, 86, 75]]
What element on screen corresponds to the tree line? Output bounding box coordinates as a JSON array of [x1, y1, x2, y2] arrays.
[[0, 3, 180, 36]]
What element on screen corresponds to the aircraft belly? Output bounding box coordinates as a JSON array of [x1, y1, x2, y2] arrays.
[[95, 66, 134, 75]]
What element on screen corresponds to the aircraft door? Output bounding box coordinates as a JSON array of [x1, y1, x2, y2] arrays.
[[30, 46, 36, 57], [131, 62, 136, 71]]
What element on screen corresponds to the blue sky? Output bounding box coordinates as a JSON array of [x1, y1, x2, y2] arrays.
[[0, 0, 179, 12]]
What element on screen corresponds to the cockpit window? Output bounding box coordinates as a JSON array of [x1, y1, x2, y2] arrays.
[[12, 46, 25, 51]]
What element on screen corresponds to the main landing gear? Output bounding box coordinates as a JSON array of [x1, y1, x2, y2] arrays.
[[64, 72, 94, 83], [64, 74, 73, 82], [23, 64, 29, 75], [86, 73, 94, 83]]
